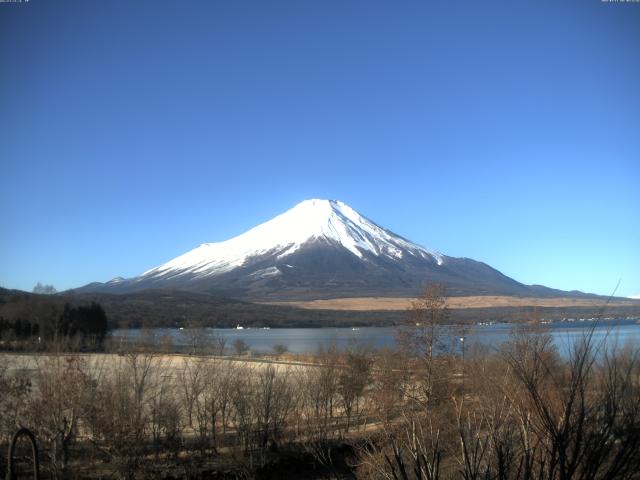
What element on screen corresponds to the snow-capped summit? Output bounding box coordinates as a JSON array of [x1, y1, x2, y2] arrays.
[[140, 199, 443, 283], [77, 199, 545, 299]]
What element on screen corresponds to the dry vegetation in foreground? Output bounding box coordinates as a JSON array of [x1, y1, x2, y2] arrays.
[[1, 286, 640, 480], [2, 328, 640, 480]]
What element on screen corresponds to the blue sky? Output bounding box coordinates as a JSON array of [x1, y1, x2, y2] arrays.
[[1, 0, 638, 297]]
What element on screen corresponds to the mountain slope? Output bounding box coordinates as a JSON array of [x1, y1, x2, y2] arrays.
[[76, 199, 589, 300], [142, 199, 443, 279]]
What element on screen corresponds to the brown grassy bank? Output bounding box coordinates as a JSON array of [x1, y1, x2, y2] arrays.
[[263, 295, 640, 311]]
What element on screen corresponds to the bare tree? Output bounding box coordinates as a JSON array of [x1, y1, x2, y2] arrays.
[[83, 352, 164, 479], [0, 359, 32, 447], [148, 375, 182, 459], [338, 343, 372, 432], [230, 365, 254, 460], [360, 320, 640, 480], [181, 321, 207, 355], [233, 338, 250, 356], [27, 355, 91, 478], [33, 282, 57, 295], [358, 413, 444, 480], [179, 356, 206, 429], [210, 331, 227, 356], [185, 358, 237, 454], [499, 330, 640, 480], [210, 360, 237, 437], [301, 346, 341, 447], [371, 348, 409, 426], [251, 365, 295, 461], [396, 283, 449, 403], [272, 343, 288, 358]]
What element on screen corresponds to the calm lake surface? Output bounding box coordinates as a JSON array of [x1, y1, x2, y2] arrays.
[[112, 319, 640, 357]]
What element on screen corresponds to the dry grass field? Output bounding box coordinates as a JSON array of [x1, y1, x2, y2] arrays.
[[263, 295, 640, 311], [0, 352, 317, 379]]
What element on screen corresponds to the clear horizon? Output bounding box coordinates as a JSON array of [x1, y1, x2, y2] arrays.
[[1, 1, 639, 298]]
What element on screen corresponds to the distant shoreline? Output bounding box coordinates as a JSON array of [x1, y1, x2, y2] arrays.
[[261, 295, 640, 311]]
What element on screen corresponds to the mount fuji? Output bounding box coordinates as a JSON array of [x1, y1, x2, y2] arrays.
[[78, 199, 577, 300]]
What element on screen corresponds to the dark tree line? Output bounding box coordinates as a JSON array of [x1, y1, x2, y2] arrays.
[[0, 295, 108, 348]]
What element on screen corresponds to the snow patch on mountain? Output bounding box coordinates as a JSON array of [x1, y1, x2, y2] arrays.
[[140, 199, 443, 280], [248, 267, 281, 279]]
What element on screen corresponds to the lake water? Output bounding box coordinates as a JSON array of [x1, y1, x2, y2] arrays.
[[111, 319, 640, 357]]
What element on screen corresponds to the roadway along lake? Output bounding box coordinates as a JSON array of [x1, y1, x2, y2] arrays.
[[112, 318, 640, 357]]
